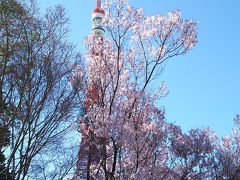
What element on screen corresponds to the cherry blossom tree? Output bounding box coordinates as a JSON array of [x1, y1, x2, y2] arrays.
[[213, 115, 240, 179], [170, 127, 217, 179], [71, 0, 198, 179]]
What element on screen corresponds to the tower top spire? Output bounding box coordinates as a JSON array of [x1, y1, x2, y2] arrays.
[[96, 0, 101, 8], [92, 0, 105, 15]]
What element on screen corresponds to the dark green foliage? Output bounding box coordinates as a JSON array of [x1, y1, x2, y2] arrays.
[[0, 125, 13, 180]]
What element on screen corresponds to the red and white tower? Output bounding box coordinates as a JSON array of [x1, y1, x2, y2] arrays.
[[91, 0, 105, 37], [73, 1, 105, 179]]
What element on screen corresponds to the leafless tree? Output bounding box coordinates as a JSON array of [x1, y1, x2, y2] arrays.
[[0, 0, 85, 179]]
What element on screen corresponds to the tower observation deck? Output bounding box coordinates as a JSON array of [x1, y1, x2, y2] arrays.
[[92, 0, 105, 37]]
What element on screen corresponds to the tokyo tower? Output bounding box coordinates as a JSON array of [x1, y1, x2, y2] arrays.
[[73, 0, 105, 179]]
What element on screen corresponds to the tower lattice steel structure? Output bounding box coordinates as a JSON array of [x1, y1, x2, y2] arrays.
[[73, 1, 105, 179]]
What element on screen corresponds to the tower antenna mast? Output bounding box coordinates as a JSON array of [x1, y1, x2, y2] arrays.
[[96, 0, 101, 8]]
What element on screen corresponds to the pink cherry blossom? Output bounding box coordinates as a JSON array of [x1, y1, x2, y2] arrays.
[[71, 0, 199, 179]]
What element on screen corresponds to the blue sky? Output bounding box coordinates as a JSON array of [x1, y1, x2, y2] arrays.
[[40, 0, 240, 137]]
